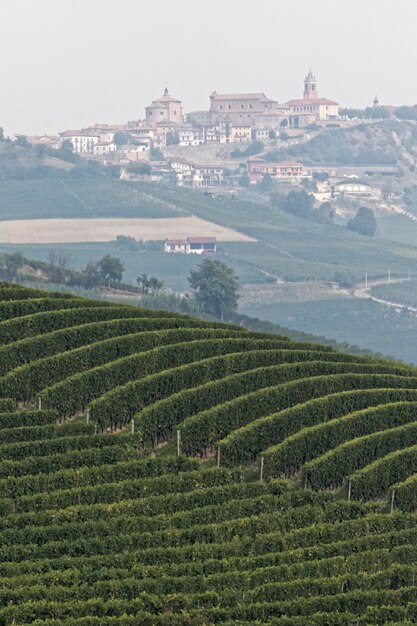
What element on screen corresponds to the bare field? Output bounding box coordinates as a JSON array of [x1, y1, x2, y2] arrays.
[[0, 216, 255, 244]]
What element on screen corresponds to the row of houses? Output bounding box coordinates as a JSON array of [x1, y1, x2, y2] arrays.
[[27, 70, 338, 157]]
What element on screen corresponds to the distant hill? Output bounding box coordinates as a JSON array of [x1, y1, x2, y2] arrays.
[[267, 119, 417, 166]]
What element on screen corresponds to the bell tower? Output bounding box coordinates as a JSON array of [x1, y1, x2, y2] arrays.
[[303, 69, 318, 100]]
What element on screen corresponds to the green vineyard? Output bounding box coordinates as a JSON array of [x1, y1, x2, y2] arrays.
[[2, 283, 417, 624]]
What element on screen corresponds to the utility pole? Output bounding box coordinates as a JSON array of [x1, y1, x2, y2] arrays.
[[365, 272, 368, 288], [388, 268, 391, 284]]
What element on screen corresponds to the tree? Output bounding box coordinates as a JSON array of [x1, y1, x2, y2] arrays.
[[97, 255, 125, 286], [15, 135, 30, 147], [166, 131, 179, 145], [0, 252, 25, 281], [364, 107, 390, 120], [137, 272, 164, 294], [239, 172, 250, 187], [276, 190, 315, 219], [188, 259, 239, 320], [150, 148, 164, 161], [126, 161, 151, 176], [347, 207, 377, 236], [257, 172, 273, 192], [79, 262, 101, 289], [113, 132, 131, 146], [46, 250, 73, 283]]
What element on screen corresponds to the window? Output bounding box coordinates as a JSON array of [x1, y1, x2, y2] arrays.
[[241, 104, 244, 109], [228, 105, 231, 109], [220, 105, 223, 110]]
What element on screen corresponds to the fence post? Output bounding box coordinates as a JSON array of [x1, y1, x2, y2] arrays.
[[390, 489, 396, 514], [86, 408, 90, 424], [176, 430, 181, 457], [217, 445, 221, 467], [38, 396, 42, 411], [260, 456, 264, 482], [131, 419, 135, 434], [347, 480, 352, 502]]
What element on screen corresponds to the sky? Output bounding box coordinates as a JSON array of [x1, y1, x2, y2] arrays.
[[0, 0, 416, 135]]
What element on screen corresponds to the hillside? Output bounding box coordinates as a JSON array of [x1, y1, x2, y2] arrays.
[[266, 119, 417, 166], [2, 284, 417, 623]]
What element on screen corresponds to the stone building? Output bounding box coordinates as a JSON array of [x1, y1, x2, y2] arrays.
[[286, 70, 339, 127], [145, 88, 183, 127]]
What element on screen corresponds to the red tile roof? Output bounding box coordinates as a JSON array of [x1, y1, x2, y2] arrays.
[[210, 92, 276, 102], [286, 98, 338, 106]]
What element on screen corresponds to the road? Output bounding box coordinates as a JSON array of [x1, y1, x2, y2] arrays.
[[352, 277, 417, 313]]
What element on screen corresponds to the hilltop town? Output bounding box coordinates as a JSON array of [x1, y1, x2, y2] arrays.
[[19, 69, 417, 212], [21, 71, 345, 187]]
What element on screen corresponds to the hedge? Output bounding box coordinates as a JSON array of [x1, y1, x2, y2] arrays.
[[0, 432, 144, 463], [0, 316, 220, 376], [0, 297, 107, 321], [179, 373, 417, 456], [303, 420, 417, 490], [0, 286, 74, 301], [0, 444, 144, 480], [350, 444, 417, 501], [0, 328, 245, 401], [2, 467, 240, 517], [0, 421, 95, 445], [43, 340, 301, 419], [0, 456, 200, 500], [0, 305, 189, 345], [1, 499, 328, 553], [390, 474, 417, 512], [220, 388, 417, 469], [0, 409, 57, 430], [0, 398, 15, 413], [0, 480, 279, 533], [90, 348, 356, 432], [262, 401, 417, 477]]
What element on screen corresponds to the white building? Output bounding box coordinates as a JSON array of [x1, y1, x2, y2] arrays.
[[164, 237, 217, 254]]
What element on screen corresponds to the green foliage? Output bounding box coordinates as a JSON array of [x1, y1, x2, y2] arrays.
[[230, 140, 264, 158], [1, 283, 417, 622], [347, 206, 377, 236], [97, 255, 125, 286], [188, 259, 239, 319]]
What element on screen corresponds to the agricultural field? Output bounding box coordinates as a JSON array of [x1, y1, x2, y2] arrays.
[[128, 182, 417, 283], [0, 242, 266, 291], [240, 298, 417, 364], [0, 179, 184, 220], [2, 283, 417, 623], [370, 279, 417, 309], [0, 215, 253, 245]]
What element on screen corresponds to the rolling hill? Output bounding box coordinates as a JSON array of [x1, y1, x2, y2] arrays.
[[2, 284, 417, 623]]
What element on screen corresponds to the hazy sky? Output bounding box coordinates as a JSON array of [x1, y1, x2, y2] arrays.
[[1, 0, 416, 135]]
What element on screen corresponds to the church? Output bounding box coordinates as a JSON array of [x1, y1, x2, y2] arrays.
[[145, 88, 184, 127], [285, 70, 339, 126]]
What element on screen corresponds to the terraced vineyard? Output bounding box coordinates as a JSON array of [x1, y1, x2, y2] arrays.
[[3, 283, 417, 624]]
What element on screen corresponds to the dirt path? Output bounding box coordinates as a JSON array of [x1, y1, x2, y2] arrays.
[[353, 277, 417, 312]]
